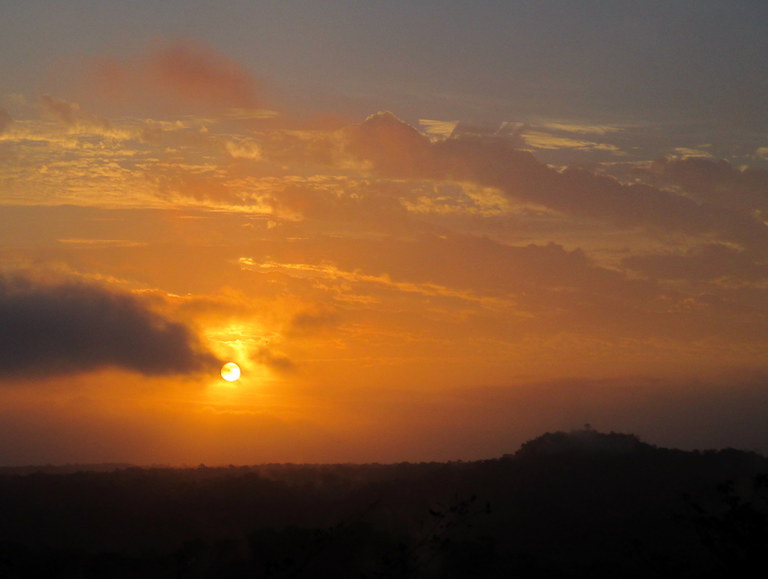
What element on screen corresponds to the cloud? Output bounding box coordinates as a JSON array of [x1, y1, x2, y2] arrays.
[[0, 274, 220, 380], [419, 119, 527, 144], [345, 112, 768, 249], [345, 111, 434, 175], [225, 138, 263, 160], [86, 39, 262, 114], [535, 122, 622, 136], [0, 108, 12, 134], [266, 182, 411, 232], [522, 131, 621, 153], [39, 95, 113, 132], [255, 347, 297, 374], [623, 243, 768, 282], [239, 257, 513, 310], [39, 95, 82, 126], [146, 165, 234, 204], [419, 119, 459, 139], [643, 157, 768, 212], [288, 308, 341, 335]]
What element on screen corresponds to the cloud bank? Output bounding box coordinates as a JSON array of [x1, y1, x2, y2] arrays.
[[346, 112, 768, 250], [0, 275, 219, 380]]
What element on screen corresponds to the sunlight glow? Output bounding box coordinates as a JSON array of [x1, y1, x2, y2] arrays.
[[220, 362, 241, 382]]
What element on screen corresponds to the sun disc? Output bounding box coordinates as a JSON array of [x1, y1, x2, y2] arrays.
[[220, 362, 241, 382]]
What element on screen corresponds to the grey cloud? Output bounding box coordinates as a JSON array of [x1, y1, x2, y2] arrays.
[[347, 113, 768, 249], [287, 308, 341, 335], [39, 95, 80, 126], [0, 108, 12, 134], [255, 347, 296, 374], [308, 230, 642, 299], [269, 183, 411, 233], [346, 111, 434, 176], [0, 275, 220, 380], [623, 243, 768, 282], [268, 230, 768, 343], [86, 40, 263, 115], [643, 157, 768, 212], [39, 95, 112, 132], [265, 233, 669, 335]]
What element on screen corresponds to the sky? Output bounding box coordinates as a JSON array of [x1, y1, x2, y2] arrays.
[[1, 1, 768, 465]]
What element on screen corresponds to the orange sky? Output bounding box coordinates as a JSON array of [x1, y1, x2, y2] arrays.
[[1, 34, 768, 464]]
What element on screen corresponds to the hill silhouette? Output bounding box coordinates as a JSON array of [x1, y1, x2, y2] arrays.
[[0, 430, 766, 577], [513, 428, 652, 458]]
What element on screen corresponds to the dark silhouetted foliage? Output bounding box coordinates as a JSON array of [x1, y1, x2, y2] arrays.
[[0, 429, 766, 577]]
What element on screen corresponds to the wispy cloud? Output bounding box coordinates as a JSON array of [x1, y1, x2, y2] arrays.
[[86, 39, 263, 115], [238, 257, 518, 311]]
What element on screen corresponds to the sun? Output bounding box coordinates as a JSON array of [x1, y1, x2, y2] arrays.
[[220, 362, 241, 382]]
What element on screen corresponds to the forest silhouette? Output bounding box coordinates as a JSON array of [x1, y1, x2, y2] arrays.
[[1, 429, 766, 578]]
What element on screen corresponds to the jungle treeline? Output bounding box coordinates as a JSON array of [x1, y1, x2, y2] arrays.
[[1, 430, 767, 578]]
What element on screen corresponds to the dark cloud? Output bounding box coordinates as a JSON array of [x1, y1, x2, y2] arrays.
[[86, 39, 262, 115], [642, 157, 768, 212], [255, 347, 296, 374], [268, 183, 411, 233], [39, 95, 80, 126], [346, 113, 768, 249], [251, 226, 768, 344], [146, 165, 233, 203], [345, 111, 434, 176], [0, 275, 220, 380], [296, 231, 640, 299], [288, 308, 341, 335], [623, 243, 768, 282], [0, 108, 12, 134], [39, 95, 112, 132]]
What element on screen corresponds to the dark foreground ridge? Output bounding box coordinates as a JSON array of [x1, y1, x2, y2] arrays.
[[1, 430, 767, 578]]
